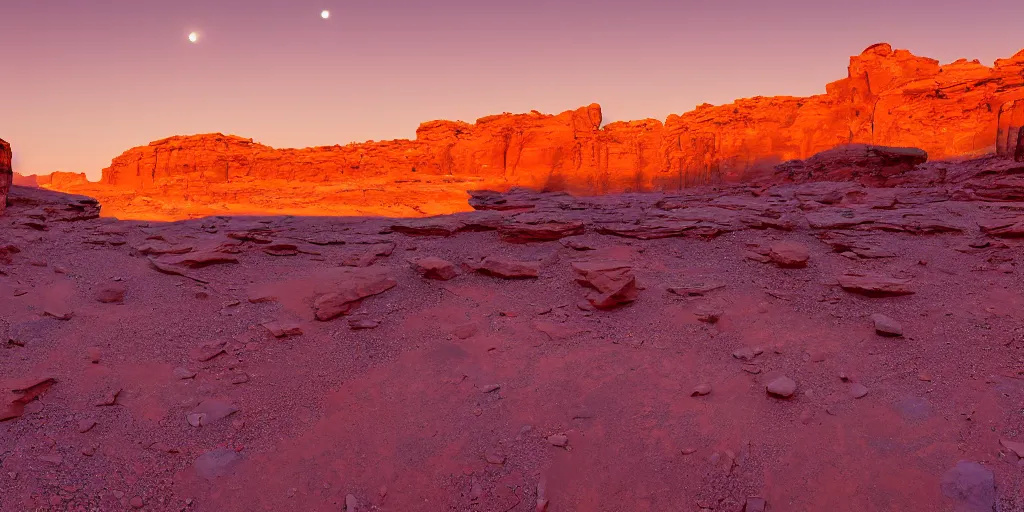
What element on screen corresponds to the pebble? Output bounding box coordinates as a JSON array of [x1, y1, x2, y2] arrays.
[[691, 383, 712, 397], [766, 376, 797, 398], [78, 419, 97, 433], [870, 313, 903, 337], [850, 383, 869, 399], [81, 445, 97, 456], [741, 364, 762, 375], [799, 410, 814, 424], [681, 447, 697, 455], [918, 373, 932, 382], [345, 494, 359, 511], [485, 451, 506, 465], [547, 434, 569, 447], [732, 347, 763, 361], [482, 384, 501, 393], [173, 367, 198, 380], [694, 307, 723, 324], [86, 347, 101, 364], [348, 317, 380, 330], [130, 496, 144, 508]]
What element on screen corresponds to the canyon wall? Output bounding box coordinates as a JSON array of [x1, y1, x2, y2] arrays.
[[27, 43, 1024, 219]]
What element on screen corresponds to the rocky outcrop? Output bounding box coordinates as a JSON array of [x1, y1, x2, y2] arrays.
[[0, 138, 11, 215], [773, 144, 929, 185], [33, 44, 1024, 220]]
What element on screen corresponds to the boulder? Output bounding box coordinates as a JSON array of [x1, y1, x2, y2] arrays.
[[838, 273, 914, 297], [571, 261, 639, 309], [768, 241, 810, 268], [314, 273, 397, 321], [410, 256, 458, 280]]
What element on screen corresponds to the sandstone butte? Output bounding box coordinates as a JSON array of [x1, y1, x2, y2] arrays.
[[12, 43, 1024, 221]]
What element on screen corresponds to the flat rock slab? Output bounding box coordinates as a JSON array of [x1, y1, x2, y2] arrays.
[[475, 257, 540, 279], [870, 313, 903, 336], [838, 273, 914, 297], [314, 273, 397, 321], [768, 241, 810, 268]]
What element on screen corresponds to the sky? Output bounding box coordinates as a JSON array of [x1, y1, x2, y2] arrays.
[[2, 0, 1022, 180]]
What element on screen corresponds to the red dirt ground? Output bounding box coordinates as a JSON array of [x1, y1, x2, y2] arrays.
[[3, 181, 1024, 512]]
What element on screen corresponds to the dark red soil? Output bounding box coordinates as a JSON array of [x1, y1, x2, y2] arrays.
[[3, 182, 1024, 512]]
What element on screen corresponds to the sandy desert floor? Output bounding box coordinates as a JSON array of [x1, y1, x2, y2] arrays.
[[3, 182, 1024, 512]]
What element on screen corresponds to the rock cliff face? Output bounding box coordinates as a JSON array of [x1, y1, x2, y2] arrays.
[[33, 43, 1024, 219], [0, 138, 12, 215]]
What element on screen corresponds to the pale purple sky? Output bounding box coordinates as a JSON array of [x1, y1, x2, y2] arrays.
[[3, 0, 1022, 179]]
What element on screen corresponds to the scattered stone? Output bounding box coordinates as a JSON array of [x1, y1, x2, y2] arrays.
[[130, 496, 144, 508], [939, 461, 995, 512], [732, 347, 763, 361], [230, 372, 250, 385], [261, 321, 303, 338], [348, 316, 380, 330], [547, 434, 569, 448], [314, 274, 398, 321], [482, 384, 501, 393], [850, 383, 869, 399], [156, 249, 238, 268], [94, 388, 122, 406], [571, 260, 639, 309], [691, 383, 712, 397], [667, 281, 725, 296], [918, 373, 932, 382], [86, 347, 101, 364], [192, 340, 228, 362], [345, 494, 359, 511], [475, 257, 540, 279], [173, 367, 198, 380], [484, 451, 506, 464], [766, 376, 797, 398], [93, 284, 126, 304], [560, 238, 595, 251], [742, 364, 762, 375], [997, 262, 1014, 273], [681, 448, 697, 455], [498, 219, 585, 242], [838, 273, 914, 297], [78, 419, 97, 433], [744, 251, 772, 263], [694, 307, 723, 324], [870, 313, 903, 337], [409, 256, 458, 280], [2, 377, 57, 421], [186, 399, 238, 427], [768, 241, 810, 268], [1000, 438, 1024, 458], [43, 306, 73, 321]]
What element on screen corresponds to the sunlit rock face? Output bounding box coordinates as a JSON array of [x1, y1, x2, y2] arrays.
[[33, 44, 1024, 220]]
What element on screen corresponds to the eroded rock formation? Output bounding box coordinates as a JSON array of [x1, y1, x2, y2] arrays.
[[0, 138, 11, 215], [27, 44, 1024, 220]]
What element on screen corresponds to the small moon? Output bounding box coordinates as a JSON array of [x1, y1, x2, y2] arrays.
[[188, 32, 198, 43], [321, 10, 330, 19]]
